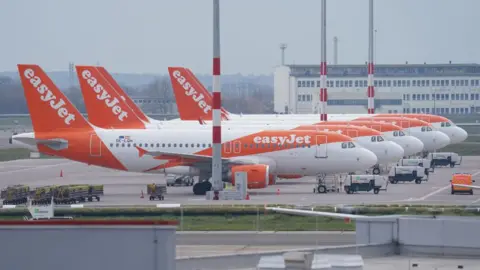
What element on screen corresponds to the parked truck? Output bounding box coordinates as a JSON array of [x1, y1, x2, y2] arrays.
[[451, 173, 475, 195], [428, 152, 462, 168], [343, 175, 387, 194], [388, 166, 426, 184]]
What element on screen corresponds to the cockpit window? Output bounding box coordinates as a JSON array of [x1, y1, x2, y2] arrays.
[[441, 122, 451, 127], [393, 131, 398, 137], [421, 127, 425, 132], [371, 136, 376, 142], [399, 131, 405, 136], [426, 126, 432, 131], [377, 136, 384, 142], [342, 142, 356, 148], [421, 126, 433, 132]]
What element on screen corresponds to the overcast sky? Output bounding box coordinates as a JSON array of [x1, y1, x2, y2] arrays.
[[4, 0, 478, 75]]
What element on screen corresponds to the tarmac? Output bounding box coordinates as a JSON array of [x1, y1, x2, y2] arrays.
[[1, 156, 480, 206]]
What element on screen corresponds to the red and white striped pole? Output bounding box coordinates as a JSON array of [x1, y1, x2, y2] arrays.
[[212, 0, 222, 198], [319, 0, 328, 121], [367, 0, 375, 114]]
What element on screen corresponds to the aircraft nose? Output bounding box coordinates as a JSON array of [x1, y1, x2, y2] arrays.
[[388, 141, 404, 161], [452, 127, 468, 144], [358, 148, 378, 169], [407, 136, 424, 155], [433, 131, 451, 149]]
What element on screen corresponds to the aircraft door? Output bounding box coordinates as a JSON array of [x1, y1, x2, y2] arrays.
[[233, 140, 241, 154], [315, 135, 328, 158], [89, 133, 102, 157], [224, 141, 232, 154]]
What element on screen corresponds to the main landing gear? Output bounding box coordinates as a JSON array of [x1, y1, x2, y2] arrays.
[[193, 181, 212, 195]]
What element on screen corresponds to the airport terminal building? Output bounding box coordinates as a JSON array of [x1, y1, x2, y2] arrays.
[[274, 63, 480, 115]]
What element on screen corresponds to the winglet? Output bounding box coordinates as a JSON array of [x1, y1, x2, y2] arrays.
[[17, 64, 90, 133]]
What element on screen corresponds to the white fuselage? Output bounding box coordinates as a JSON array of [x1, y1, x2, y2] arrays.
[[12, 128, 379, 176], [164, 113, 467, 147]]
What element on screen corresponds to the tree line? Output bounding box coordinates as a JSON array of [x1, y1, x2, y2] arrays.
[[0, 75, 273, 115]]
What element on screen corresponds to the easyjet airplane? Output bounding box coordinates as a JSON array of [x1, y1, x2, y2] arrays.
[[74, 65, 404, 168], [12, 64, 378, 196], [166, 67, 468, 145], [80, 66, 431, 155]]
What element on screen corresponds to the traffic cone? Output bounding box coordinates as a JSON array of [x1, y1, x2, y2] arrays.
[[276, 188, 280, 195], [59, 170, 63, 177], [245, 193, 250, 200], [140, 190, 144, 199]]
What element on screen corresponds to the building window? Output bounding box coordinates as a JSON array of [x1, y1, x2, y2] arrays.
[[426, 80, 430, 87], [317, 81, 321, 87], [387, 80, 391, 87], [354, 80, 359, 87], [412, 80, 416, 87], [335, 81, 339, 87], [407, 80, 411, 87], [393, 80, 397, 87]]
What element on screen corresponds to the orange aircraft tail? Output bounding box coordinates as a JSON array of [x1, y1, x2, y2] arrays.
[[75, 65, 146, 129], [17, 64, 128, 171], [17, 64, 91, 133], [96, 66, 151, 123], [168, 67, 230, 121]]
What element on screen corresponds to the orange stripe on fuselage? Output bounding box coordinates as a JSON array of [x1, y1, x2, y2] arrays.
[[142, 130, 353, 172], [353, 117, 431, 128], [314, 121, 403, 132]]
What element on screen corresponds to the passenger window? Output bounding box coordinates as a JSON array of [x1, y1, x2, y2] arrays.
[[202, 144, 206, 148], [127, 144, 130, 147], [209, 144, 212, 147], [162, 144, 165, 147], [110, 143, 113, 147], [168, 144, 171, 147], [156, 143, 160, 147], [341, 142, 347, 149], [116, 144, 119, 147], [121, 144, 125, 147], [377, 136, 384, 142], [371, 136, 376, 142]]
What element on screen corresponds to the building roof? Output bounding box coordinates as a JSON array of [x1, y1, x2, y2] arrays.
[[287, 63, 480, 78]]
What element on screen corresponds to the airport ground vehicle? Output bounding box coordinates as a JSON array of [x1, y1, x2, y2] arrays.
[[343, 175, 387, 194], [1, 184, 104, 205], [451, 173, 475, 195], [147, 184, 166, 200], [397, 158, 434, 176], [428, 152, 462, 168], [388, 166, 425, 184], [166, 175, 195, 186]]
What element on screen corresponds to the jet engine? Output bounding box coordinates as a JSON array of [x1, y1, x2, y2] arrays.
[[229, 164, 269, 189]]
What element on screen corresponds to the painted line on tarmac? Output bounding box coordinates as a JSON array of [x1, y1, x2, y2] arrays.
[[415, 170, 480, 201], [0, 161, 74, 175]]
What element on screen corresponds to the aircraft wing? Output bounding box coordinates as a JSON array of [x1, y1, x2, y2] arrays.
[[13, 136, 68, 151], [136, 147, 257, 168], [453, 184, 480, 189], [265, 207, 401, 220]]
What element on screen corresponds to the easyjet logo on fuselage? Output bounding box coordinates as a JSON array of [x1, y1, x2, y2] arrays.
[[23, 68, 75, 125], [172, 70, 212, 114], [81, 70, 128, 121], [253, 135, 312, 144]]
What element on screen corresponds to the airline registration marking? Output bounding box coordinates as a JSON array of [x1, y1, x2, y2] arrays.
[[23, 68, 76, 125]]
